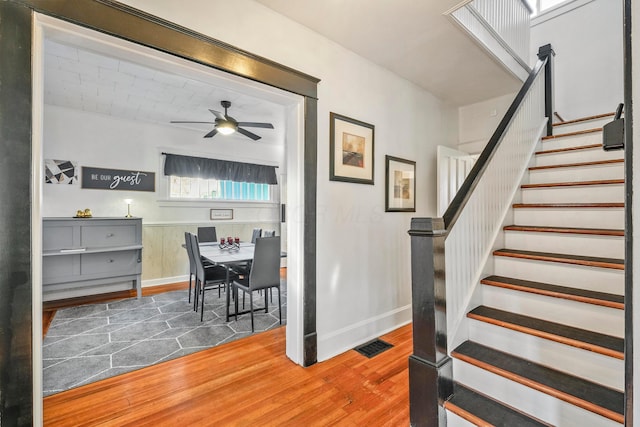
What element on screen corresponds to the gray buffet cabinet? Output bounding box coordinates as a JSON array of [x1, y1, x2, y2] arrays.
[[42, 217, 143, 301]]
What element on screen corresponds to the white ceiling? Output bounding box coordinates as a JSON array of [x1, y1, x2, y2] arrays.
[[43, 0, 525, 138], [255, 0, 523, 105], [43, 38, 288, 145]]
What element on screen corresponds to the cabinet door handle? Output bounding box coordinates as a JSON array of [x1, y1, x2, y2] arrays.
[[106, 233, 115, 238], [108, 259, 115, 263]]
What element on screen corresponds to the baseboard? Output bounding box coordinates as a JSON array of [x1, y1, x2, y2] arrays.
[[142, 275, 189, 288], [317, 304, 412, 362]]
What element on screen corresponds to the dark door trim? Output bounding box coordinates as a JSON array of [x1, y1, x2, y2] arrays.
[[1, 1, 319, 423], [624, 0, 633, 425]]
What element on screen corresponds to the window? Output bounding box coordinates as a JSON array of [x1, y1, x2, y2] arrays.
[[169, 176, 273, 201], [163, 153, 278, 201], [527, 0, 576, 16]]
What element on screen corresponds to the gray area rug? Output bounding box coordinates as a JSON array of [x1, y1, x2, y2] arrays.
[[43, 283, 286, 396]]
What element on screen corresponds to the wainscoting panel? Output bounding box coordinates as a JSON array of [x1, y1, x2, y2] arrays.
[[141, 222, 281, 284]]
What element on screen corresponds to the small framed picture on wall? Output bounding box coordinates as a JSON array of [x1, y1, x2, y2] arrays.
[[385, 155, 416, 212], [329, 112, 375, 185]]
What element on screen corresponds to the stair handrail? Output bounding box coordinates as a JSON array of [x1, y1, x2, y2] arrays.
[[444, 55, 548, 230], [407, 45, 555, 426]]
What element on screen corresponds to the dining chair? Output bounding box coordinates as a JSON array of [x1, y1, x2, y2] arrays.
[[197, 226, 218, 243], [232, 228, 263, 278], [250, 228, 262, 243], [189, 232, 232, 321], [184, 232, 197, 306], [230, 236, 282, 332]]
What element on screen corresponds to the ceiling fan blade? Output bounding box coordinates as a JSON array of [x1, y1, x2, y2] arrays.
[[237, 127, 262, 141], [209, 109, 226, 120], [170, 121, 216, 124], [203, 128, 219, 138], [237, 122, 274, 129]]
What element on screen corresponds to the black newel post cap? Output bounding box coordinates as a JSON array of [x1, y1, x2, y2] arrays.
[[537, 44, 555, 60]]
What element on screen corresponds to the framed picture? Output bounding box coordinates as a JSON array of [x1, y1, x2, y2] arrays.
[[385, 155, 416, 212], [210, 209, 233, 220], [330, 112, 375, 184]]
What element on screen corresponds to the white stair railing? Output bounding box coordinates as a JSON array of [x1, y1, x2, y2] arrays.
[[407, 46, 554, 426], [444, 65, 546, 350]]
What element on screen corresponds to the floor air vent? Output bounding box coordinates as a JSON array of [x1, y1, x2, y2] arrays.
[[354, 339, 393, 358]]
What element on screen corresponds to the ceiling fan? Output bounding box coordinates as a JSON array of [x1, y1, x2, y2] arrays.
[[170, 100, 274, 140]]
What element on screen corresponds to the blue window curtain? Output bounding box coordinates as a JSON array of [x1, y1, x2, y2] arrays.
[[163, 153, 278, 185]]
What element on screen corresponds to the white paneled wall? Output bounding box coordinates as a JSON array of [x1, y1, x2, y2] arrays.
[[469, 0, 531, 63]]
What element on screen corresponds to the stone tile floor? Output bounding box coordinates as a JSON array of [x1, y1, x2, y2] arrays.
[[43, 284, 286, 396]]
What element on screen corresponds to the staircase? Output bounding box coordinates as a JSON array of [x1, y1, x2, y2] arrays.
[[444, 113, 626, 426]]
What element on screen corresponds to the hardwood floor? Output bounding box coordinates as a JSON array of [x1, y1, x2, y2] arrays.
[[43, 324, 412, 426]]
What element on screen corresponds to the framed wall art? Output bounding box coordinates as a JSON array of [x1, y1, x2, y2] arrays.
[[385, 155, 416, 212], [210, 209, 234, 220], [329, 112, 374, 184]]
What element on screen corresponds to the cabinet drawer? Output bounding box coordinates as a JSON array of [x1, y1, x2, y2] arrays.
[[81, 225, 137, 248], [43, 225, 75, 251], [43, 254, 80, 283], [81, 251, 139, 276]]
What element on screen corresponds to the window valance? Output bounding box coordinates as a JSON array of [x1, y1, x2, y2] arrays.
[[163, 153, 278, 185]]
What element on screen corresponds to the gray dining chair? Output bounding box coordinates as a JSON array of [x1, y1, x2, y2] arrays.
[[232, 228, 263, 278], [250, 228, 262, 243], [230, 236, 282, 332], [189, 232, 233, 321], [184, 231, 218, 308], [184, 232, 197, 306], [197, 226, 217, 243]]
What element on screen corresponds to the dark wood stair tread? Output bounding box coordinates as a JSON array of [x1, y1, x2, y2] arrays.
[[541, 128, 602, 140], [513, 202, 624, 208], [521, 179, 624, 189], [452, 341, 624, 423], [504, 225, 624, 236], [493, 249, 624, 270], [536, 143, 601, 155], [481, 275, 624, 309], [445, 383, 552, 427], [468, 306, 623, 358], [529, 159, 623, 171], [553, 112, 615, 127]]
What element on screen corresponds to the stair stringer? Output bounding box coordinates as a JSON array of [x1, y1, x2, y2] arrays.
[[446, 122, 545, 353]]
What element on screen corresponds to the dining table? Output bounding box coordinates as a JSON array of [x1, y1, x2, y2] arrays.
[[198, 242, 255, 322]]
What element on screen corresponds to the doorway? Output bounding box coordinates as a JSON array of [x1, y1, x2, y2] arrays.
[[0, 2, 318, 423]]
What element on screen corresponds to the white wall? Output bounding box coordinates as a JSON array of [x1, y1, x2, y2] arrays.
[[458, 92, 516, 154], [530, 0, 623, 120], [43, 104, 283, 224], [116, 0, 459, 361]]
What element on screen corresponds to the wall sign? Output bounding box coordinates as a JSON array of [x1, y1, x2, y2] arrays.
[[210, 209, 234, 220], [82, 166, 155, 192]]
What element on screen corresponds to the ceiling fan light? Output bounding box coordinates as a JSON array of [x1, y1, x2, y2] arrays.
[[217, 121, 236, 135]]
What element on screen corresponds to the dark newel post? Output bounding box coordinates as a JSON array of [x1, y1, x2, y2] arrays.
[[408, 218, 453, 426], [537, 44, 555, 136]]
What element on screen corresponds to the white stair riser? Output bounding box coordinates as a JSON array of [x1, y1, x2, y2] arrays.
[[504, 231, 624, 259], [445, 411, 475, 427], [535, 148, 623, 167], [453, 360, 622, 427], [494, 257, 624, 295], [482, 286, 623, 337], [552, 118, 613, 134], [514, 208, 624, 229], [540, 132, 602, 151], [528, 163, 624, 184], [468, 320, 624, 391], [521, 185, 624, 204]]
